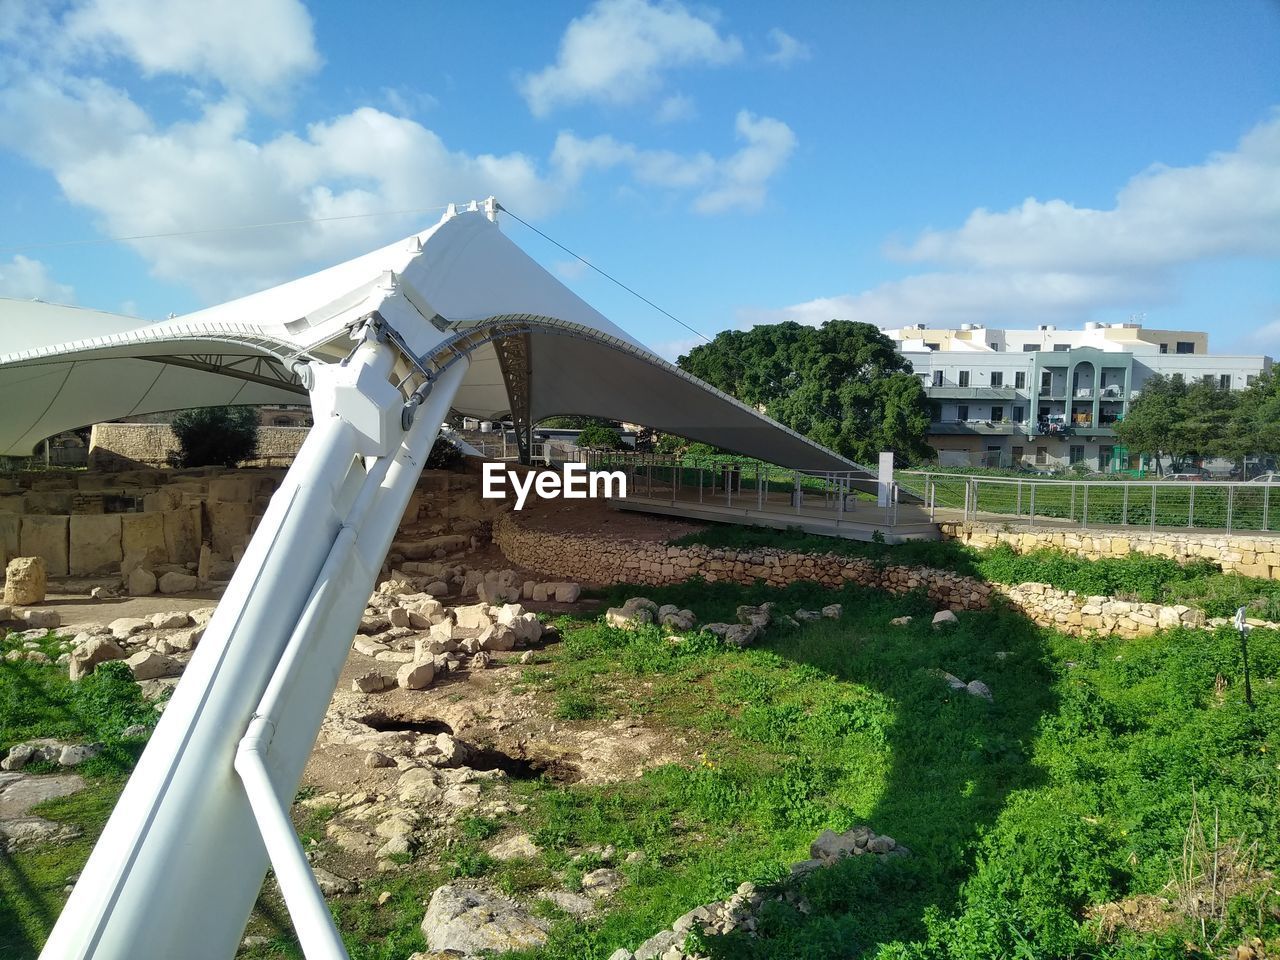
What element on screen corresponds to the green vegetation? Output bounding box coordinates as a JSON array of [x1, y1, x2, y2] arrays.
[[677, 320, 933, 466], [0, 631, 159, 958], [170, 405, 260, 468], [493, 580, 1277, 958], [897, 470, 1280, 532], [575, 424, 626, 451], [1116, 372, 1280, 476]]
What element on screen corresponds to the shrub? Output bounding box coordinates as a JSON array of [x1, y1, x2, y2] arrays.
[[425, 434, 464, 470], [576, 424, 625, 450], [170, 406, 259, 467]]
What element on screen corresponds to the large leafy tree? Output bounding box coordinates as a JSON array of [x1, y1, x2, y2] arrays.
[[170, 406, 259, 468], [678, 320, 933, 466]]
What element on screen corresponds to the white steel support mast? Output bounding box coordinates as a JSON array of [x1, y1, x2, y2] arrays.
[[40, 316, 468, 960]]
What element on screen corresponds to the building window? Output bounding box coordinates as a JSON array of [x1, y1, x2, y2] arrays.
[[1202, 375, 1213, 386], [1053, 343, 1070, 352], [1248, 375, 1258, 386], [1022, 343, 1038, 352], [958, 371, 970, 387], [1159, 343, 1168, 354], [957, 404, 969, 421], [990, 371, 1003, 387], [1012, 405, 1024, 422], [924, 341, 940, 351], [1099, 446, 1113, 471], [989, 343, 1001, 351], [930, 404, 941, 422], [991, 405, 1004, 422], [932, 370, 943, 387], [1069, 445, 1085, 464], [1015, 371, 1026, 389], [1219, 374, 1231, 389], [1012, 445, 1024, 463], [1176, 341, 1195, 354], [1036, 447, 1047, 465], [273, 417, 292, 427], [1041, 371, 1052, 393]]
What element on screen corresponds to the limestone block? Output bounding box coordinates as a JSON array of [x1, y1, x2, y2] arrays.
[[0, 515, 19, 566], [69, 636, 126, 680], [69, 514, 122, 576], [23, 492, 73, 515], [162, 509, 199, 564], [209, 475, 253, 503], [19, 516, 68, 576], [209, 501, 251, 556], [158, 571, 200, 594], [127, 566, 157, 596], [121, 514, 167, 568], [3, 555, 47, 601], [396, 659, 435, 690], [0, 494, 25, 514]]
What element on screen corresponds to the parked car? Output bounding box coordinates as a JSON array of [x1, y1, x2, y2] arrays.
[[1249, 472, 1280, 483], [1165, 473, 1205, 482]]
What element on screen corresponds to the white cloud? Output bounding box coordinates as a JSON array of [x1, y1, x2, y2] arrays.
[[553, 110, 794, 214], [553, 259, 590, 280], [1226, 314, 1280, 358], [651, 335, 706, 361], [0, 255, 76, 303], [739, 272, 1163, 330], [520, 0, 743, 116], [0, 77, 568, 298], [745, 112, 1280, 332], [63, 0, 320, 102], [655, 93, 697, 124], [897, 112, 1280, 271], [764, 28, 810, 67]]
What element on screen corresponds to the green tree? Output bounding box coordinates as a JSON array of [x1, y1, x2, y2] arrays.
[[678, 320, 933, 466], [576, 424, 625, 449], [1115, 375, 1187, 474], [537, 415, 621, 430], [170, 406, 259, 468]]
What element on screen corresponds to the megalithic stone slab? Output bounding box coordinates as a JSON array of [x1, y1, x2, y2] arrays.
[[19, 515, 68, 576], [69, 514, 122, 576], [121, 513, 167, 568]]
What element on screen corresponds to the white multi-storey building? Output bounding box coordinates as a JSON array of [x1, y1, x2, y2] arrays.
[[881, 321, 1273, 472]]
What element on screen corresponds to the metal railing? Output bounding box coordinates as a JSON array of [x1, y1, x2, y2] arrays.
[[583, 450, 906, 528], [901, 472, 1280, 534]]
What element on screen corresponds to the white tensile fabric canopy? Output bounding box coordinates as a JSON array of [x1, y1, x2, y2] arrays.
[[0, 205, 858, 473]]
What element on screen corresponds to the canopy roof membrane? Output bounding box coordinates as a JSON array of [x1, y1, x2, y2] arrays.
[[0, 203, 858, 472]]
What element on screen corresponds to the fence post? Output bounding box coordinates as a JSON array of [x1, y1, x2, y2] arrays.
[[1016, 479, 1022, 518], [1029, 483, 1035, 526], [1081, 484, 1089, 527], [1227, 484, 1234, 533], [1122, 484, 1129, 526], [1265, 485, 1270, 532], [1188, 486, 1195, 529], [1150, 485, 1157, 532], [1070, 483, 1076, 522]]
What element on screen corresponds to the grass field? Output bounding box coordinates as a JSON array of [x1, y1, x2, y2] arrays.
[[5, 579, 1278, 960], [0, 633, 159, 959], [898, 472, 1280, 533]]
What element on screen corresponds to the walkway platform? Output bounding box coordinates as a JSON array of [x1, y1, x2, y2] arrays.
[[609, 493, 940, 543]]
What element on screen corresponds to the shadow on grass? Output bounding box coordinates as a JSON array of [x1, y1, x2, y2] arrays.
[[589, 578, 1059, 959]]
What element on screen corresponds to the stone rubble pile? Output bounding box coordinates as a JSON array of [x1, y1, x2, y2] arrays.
[[348, 579, 548, 694]]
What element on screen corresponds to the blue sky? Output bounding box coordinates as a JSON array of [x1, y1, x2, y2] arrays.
[[1, 0, 1277, 360]]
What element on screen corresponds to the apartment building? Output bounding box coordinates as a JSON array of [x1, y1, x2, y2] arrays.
[[883, 321, 1272, 471]]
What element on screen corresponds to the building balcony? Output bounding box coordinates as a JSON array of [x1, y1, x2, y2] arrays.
[[928, 421, 1029, 436]]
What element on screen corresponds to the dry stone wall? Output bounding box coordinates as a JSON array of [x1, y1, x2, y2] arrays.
[[88, 423, 308, 470], [494, 514, 990, 610], [494, 514, 1219, 639], [940, 520, 1280, 581]]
